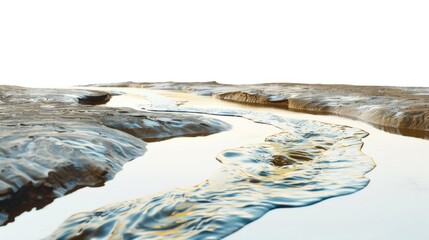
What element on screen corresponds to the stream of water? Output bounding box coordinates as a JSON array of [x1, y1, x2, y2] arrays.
[[0, 88, 428, 239]]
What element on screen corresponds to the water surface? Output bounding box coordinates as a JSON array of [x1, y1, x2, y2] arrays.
[[47, 89, 375, 239], [0, 91, 279, 239]]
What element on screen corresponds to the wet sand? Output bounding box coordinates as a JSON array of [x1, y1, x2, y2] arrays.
[[1, 88, 428, 239]]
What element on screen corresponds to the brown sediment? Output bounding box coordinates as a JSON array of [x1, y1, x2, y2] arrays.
[[93, 82, 429, 139], [0, 85, 230, 225]]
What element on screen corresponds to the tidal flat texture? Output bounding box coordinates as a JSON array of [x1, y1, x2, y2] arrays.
[[0, 85, 230, 226], [47, 93, 375, 239], [96, 82, 429, 138]]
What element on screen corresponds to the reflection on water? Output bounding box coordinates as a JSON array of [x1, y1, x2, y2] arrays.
[[375, 124, 429, 140], [47, 96, 375, 239]]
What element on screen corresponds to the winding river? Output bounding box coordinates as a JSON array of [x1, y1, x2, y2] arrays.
[[0, 88, 428, 239]]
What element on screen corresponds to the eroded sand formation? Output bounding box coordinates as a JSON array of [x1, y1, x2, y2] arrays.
[[0, 85, 230, 225], [95, 82, 429, 138]]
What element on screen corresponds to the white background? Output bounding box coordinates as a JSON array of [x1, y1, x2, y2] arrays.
[[1, 0, 428, 87]]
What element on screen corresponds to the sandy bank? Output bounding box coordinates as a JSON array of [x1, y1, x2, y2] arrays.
[[95, 82, 429, 139]]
